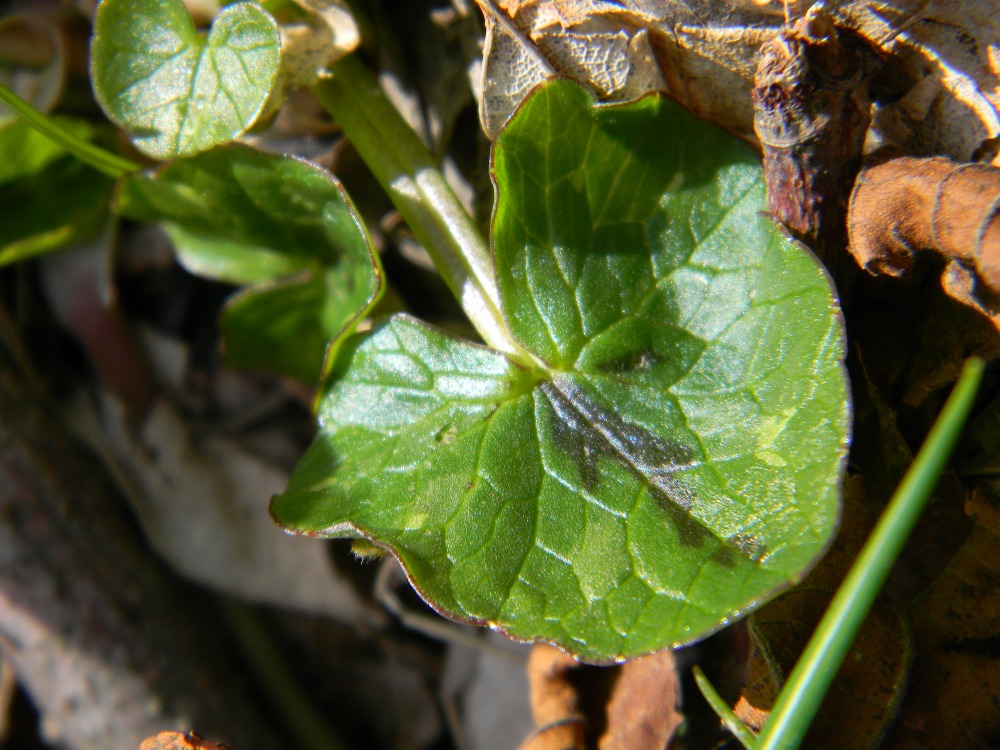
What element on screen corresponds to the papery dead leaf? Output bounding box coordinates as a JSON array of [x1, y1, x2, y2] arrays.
[[41, 234, 370, 621], [140, 731, 232, 750], [280, 0, 359, 89], [518, 644, 681, 750], [475, 0, 1000, 165], [884, 490, 1000, 748]]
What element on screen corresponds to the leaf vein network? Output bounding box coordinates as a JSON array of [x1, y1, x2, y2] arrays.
[[687, 176, 762, 255], [107, 51, 190, 104]]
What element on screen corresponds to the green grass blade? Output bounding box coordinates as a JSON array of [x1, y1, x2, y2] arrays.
[[693, 666, 757, 749], [755, 357, 985, 750], [0, 82, 138, 178], [219, 598, 346, 750]]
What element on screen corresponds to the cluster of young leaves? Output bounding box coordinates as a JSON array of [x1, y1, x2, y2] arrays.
[[115, 144, 382, 382], [91, 0, 386, 383], [0, 0, 381, 383], [6, 0, 849, 663]]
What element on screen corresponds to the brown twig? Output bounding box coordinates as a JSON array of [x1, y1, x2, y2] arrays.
[[753, 5, 876, 264]]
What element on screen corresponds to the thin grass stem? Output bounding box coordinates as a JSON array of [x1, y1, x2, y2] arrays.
[[755, 357, 984, 750], [693, 666, 757, 749], [0, 82, 138, 178]]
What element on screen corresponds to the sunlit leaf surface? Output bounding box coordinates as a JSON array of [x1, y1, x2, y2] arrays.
[[273, 80, 849, 661], [90, 0, 280, 159], [116, 144, 381, 382]]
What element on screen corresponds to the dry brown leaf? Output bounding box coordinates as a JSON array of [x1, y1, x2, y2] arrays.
[[518, 644, 681, 750], [140, 731, 232, 750], [884, 490, 1000, 748], [849, 151, 1000, 306], [520, 645, 586, 750], [279, 0, 359, 89], [600, 650, 682, 750], [475, 0, 1000, 165]]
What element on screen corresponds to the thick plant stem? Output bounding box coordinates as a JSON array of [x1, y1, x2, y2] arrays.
[[311, 55, 531, 364], [755, 357, 985, 750]]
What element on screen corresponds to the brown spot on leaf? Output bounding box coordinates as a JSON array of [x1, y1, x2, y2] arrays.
[[539, 377, 767, 562], [539, 379, 707, 548]]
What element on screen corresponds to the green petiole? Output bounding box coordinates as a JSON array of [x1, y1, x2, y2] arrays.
[[310, 55, 536, 367]]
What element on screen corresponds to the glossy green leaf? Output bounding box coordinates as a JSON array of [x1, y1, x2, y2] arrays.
[[116, 144, 382, 381], [221, 256, 380, 383], [90, 0, 280, 159], [273, 80, 849, 662]]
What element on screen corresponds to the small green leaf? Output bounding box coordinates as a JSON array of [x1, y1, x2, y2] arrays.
[[116, 144, 382, 381], [0, 112, 115, 266], [0, 116, 95, 185], [90, 0, 280, 159], [0, 157, 113, 266], [221, 256, 378, 383], [273, 80, 849, 661]]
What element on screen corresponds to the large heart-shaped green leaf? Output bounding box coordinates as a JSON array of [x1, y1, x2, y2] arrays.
[[116, 144, 382, 382], [272, 80, 849, 662], [90, 0, 280, 159]]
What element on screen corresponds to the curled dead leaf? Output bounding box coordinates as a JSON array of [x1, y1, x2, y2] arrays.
[[849, 150, 1000, 300], [520, 645, 586, 750], [518, 644, 681, 750], [140, 731, 232, 750]]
